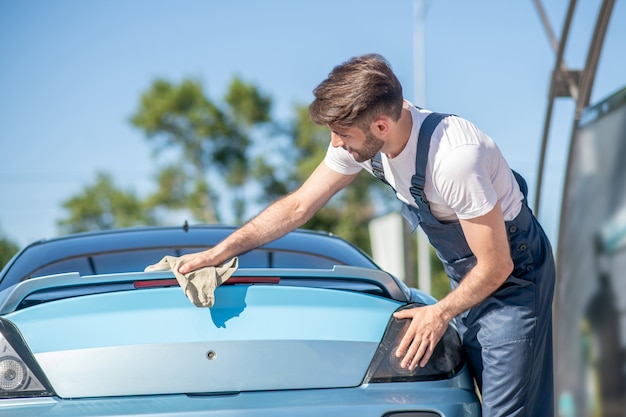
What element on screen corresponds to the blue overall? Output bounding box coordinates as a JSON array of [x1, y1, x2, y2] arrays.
[[371, 113, 556, 416]]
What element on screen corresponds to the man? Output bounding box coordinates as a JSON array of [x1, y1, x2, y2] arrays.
[[178, 54, 555, 416]]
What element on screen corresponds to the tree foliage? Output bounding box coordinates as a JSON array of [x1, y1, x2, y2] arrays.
[[0, 233, 19, 270], [130, 77, 273, 224], [57, 172, 155, 234]]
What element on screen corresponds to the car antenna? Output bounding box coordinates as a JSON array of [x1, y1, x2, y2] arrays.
[[183, 220, 189, 232]]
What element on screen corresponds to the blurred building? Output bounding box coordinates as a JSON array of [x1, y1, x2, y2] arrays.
[[555, 85, 626, 417]]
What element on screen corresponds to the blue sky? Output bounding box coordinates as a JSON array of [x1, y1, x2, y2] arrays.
[[1, 0, 624, 248]]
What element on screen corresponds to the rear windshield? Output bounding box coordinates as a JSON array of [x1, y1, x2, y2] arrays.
[[30, 247, 342, 279]]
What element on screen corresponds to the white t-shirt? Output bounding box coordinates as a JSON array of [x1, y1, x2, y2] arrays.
[[323, 103, 523, 222]]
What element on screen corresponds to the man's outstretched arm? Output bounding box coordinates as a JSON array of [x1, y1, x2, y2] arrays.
[[177, 162, 358, 274]]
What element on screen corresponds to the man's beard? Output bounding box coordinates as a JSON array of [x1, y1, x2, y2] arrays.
[[351, 130, 384, 162]]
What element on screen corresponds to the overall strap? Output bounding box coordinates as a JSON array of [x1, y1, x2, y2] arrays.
[[370, 153, 390, 186], [409, 112, 451, 205]]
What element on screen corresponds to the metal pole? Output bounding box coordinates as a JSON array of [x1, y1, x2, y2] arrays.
[[533, 0, 578, 214], [413, 0, 431, 294]]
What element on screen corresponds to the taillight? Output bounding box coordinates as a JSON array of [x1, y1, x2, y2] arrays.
[[0, 319, 54, 398], [363, 303, 465, 383]]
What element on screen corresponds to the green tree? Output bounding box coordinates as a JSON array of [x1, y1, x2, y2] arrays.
[[130, 77, 273, 224], [0, 233, 19, 269], [57, 172, 155, 234]]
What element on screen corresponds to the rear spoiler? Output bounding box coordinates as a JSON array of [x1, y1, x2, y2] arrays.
[[0, 266, 410, 314]]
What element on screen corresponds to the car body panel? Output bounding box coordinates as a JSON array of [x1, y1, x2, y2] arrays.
[[0, 382, 480, 416], [6, 276, 401, 398]]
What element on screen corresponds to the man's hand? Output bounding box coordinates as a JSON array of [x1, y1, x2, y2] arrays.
[[176, 250, 219, 274], [392, 305, 450, 370], [145, 250, 220, 274]]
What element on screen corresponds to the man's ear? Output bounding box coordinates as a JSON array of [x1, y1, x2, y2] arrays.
[[370, 117, 391, 137]]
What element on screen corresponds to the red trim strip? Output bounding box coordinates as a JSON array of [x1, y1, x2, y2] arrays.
[[134, 279, 179, 288], [134, 276, 280, 288], [227, 277, 280, 284]]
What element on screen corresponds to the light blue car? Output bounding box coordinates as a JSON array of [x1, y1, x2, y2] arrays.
[[0, 226, 480, 416]]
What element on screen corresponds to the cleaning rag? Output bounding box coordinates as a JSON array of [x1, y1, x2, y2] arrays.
[[144, 256, 238, 307]]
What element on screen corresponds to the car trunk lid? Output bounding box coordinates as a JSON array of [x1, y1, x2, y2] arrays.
[[6, 282, 401, 398]]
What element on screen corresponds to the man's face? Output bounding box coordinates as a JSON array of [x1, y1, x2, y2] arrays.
[[330, 125, 384, 162]]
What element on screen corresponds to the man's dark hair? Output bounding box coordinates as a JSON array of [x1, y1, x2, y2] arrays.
[[309, 54, 404, 131]]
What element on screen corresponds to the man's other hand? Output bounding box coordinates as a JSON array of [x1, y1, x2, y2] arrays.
[[392, 305, 450, 370]]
